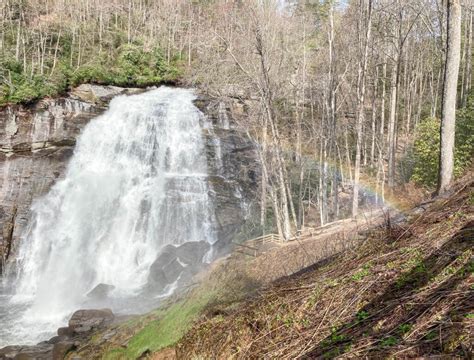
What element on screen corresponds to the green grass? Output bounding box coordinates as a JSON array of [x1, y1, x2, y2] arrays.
[[379, 336, 398, 347], [103, 290, 215, 359], [356, 310, 369, 322], [398, 323, 413, 335], [351, 262, 373, 282]]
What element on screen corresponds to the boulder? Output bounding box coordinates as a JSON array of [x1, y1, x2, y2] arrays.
[[175, 241, 210, 266], [148, 245, 177, 282], [149, 245, 177, 276], [178, 264, 206, 287], [52, 341, 75, 360], [47, 336, 69, 345], [57, 327, 74, 337], [162, 258, 184, 284], [0, 344, 53, 360], [70, 84, 142, 104], [147, 268, 168, 293], [86, 283, 115, 300], [0, 346, 22, 360], [68, 309, 114, 334]]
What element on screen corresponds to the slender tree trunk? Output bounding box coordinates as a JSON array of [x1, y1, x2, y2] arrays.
[[461, 9, 472, 107], [370, 66, 378, 164], [326, 3, 338, 222], [387, 58, 399, 188], [15, 18, 21, 61], [438, 0, 462, 194], [353, 0, 372, 217]]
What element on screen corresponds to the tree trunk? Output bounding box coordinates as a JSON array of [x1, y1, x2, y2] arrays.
[[387, 59, 399, 188], [461, 9, 472, 107], [437, 0, 462, 194], [353, 0, 372, 217]]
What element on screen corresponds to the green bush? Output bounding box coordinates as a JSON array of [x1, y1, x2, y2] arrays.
[[411, 98, 474, 187], [410, 118, 441, 187], [112, 45, 177, 86], [0, 45, 181, 105], [69, 63, 111, 86]]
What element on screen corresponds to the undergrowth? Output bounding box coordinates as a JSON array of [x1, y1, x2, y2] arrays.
[[102, 290, 215, 360], [177, 171, 474, 359]]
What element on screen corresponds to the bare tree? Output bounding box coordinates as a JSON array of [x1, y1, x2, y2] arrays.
[[438, 0, 462, 194]]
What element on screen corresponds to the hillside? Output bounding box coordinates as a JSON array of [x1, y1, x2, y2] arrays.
[[1, 1, 474, 358], [175, 172, 473, 359], [65, 170, 473, 360]]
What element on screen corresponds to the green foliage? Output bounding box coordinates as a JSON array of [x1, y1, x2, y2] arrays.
[[351, 262, 372, 282], [411, 98, 474, 187], [0, 57, 68, 105], [111, 45, 178, 87], [455, 98, 474, 169], [469, 190, 474, 205], [379, 336, 398, 347], [356, 310, 369, 322], [410, 117, 442, 187], [69, 46, 180, 89], [0, 45, 181, 105], [398, 323, 413, 335], [321, 327, 349, 347], [424, 330, 438, 340], [103, 290, 214, 359]]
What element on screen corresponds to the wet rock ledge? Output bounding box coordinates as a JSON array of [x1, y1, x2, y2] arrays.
[[0, 308, 115, 360]]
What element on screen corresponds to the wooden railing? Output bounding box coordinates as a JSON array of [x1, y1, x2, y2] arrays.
[[232, 233, 281, 257], [233, 211, 385, 258], [248, 233, 281, 245]]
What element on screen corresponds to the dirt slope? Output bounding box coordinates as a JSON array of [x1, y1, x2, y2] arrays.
[[177, 172, 474, 359]]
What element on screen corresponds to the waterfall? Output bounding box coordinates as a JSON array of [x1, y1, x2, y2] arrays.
[[0, 87, 216, 346]]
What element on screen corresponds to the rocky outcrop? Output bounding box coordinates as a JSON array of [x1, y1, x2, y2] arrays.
[[68, 309, 115, 334], [196, 97, 259, 250], [146, 241, 211, 293], [0, 85, 148, 271], [0, 86, 259, 273], [0, 97, 98, 272], [70, 84, 143, 104], [0, 308, 115, 360]]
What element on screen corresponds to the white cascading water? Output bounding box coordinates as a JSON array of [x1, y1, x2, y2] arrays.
[[0, 87, 216, 346]]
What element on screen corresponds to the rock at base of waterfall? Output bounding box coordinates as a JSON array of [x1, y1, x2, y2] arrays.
[[175, 241, 210, 265], [147, 245, 178, 292], [147, 268, 168, 293], [178, 263, 209, 286], [57, 327, 75, 337], [0, 343, 54, 360], [86, 283, 115, 300], [68, 309, 114, 334], [52, 341, 75, 360], [162, 258, 184, 283], [147, 241, 212, 293], [147, 245, 177, 290], [150, 245, 177, 271]]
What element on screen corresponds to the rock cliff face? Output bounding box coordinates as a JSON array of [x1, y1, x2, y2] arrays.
[[0, 85, 258, 272], [197, 98, 259, 251]]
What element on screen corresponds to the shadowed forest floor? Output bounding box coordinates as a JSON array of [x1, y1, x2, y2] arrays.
[[176, 171, 473, 359]]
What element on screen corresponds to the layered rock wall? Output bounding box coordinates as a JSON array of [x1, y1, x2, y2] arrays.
[[0, 85, 259, 272]]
